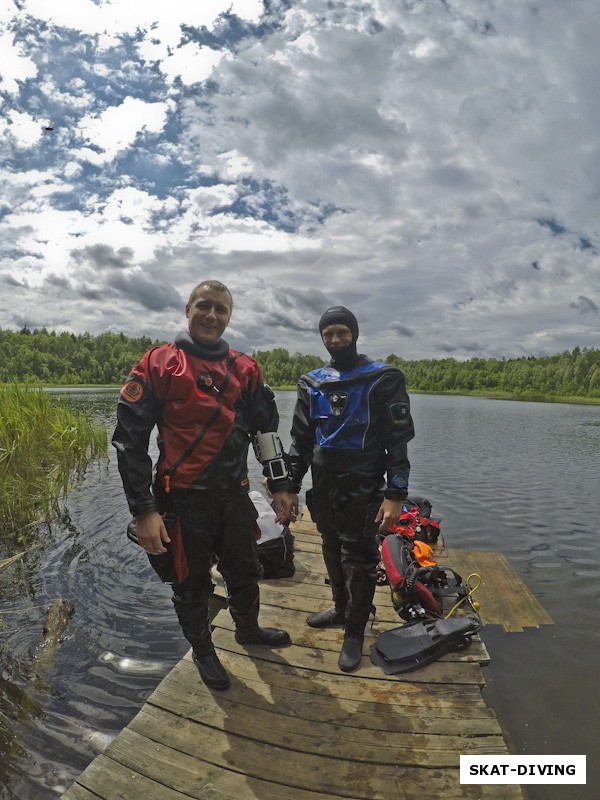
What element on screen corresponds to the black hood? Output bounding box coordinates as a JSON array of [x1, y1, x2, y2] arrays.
[[174, 330, 230, 361], [318, 305, 360, 369]]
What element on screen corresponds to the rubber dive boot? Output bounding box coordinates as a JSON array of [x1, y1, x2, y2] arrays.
[[338, 633, 364, 672], [307, 544, 347, 628], [306, 607, 346, 628], [192, 648, 230, 691], [172, 592, 229, 690], [228, 583, 291, 647], [234, 626, 291, 646]]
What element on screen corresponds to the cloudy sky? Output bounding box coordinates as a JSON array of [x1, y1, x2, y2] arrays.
[[1, 0, 599, 361]]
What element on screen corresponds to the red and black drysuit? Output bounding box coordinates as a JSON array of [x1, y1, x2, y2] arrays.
[[112, 331, 292, 657], [288, 355, 415, 635]]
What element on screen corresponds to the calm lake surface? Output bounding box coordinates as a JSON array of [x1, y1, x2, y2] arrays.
[[1, 390, 598, 799]]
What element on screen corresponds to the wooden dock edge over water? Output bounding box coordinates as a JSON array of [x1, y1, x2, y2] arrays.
[[61, 515, 552, 800]]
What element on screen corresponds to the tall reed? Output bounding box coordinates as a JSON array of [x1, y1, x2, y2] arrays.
[[0, 385, 108, 541]]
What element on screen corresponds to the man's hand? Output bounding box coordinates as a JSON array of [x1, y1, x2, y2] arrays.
[[271, 491, 299, 524], [374, 498, 404, 532], [134, 511, 171, 555]]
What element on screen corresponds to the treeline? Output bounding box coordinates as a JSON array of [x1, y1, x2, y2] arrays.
[[384, 346, 600, 399], [0, 327, 599, 400], [0, 327, 160, 385], [253, 348, 326, 387], [255, 346, 600, 399]]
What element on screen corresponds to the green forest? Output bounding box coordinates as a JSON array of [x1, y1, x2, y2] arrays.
[[1, 327, 599, 401]]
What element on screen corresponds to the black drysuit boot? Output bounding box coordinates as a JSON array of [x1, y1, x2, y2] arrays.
[[338, 625, 365, 673], [192, 650, 230, 691], [306, 546, 348, 628], [172, 592, 230, 691], [228, 583, 291, 647], [337, 562, 377, 673], [307, 607, 346, 627]]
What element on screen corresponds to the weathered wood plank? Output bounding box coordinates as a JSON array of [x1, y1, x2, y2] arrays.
[[155, 658, 502, 734], [447, 550, 553, 632], [70, 755, 192, 799], [59, 784, 108, 800], [107, 722, 521, 800], [138, 699, 508, 769], [177, 650, 495, 713], [147, 676, 507, 761], [74, 748, 342, 800]]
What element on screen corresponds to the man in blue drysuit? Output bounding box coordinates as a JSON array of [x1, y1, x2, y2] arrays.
[[288, 306, 415, 672]]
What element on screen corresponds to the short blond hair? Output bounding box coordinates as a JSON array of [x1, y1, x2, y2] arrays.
[[187, 280, 233, 313]]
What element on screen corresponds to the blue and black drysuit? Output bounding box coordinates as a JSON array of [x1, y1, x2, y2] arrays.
[[289, 356, 415, 634]]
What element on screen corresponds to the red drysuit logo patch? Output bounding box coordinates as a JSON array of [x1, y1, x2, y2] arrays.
[[121, 380, 143, 403]]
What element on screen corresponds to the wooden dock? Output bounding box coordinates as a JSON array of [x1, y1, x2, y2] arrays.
[[60, 515, 552, 800]]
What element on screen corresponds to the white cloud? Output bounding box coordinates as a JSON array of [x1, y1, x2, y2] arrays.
[[208, 216, 321, 255], [0, 31, 38, 94], [19, 0, 262, 38], [160, 43, 225, 86], [75, 97, 173, 162], [3, 110, 43, 147], [101, 186, 178, 229], [0, 0, 598, 358], [189, 185, 238, 213]]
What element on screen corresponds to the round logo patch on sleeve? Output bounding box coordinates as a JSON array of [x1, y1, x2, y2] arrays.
[[120, 380, 144, 403]]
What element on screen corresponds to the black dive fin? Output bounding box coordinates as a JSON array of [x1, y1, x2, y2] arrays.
[[370, 616, 479, 674]]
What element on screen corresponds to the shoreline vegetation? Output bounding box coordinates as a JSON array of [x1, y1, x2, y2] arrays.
[[0, 327, 598, 404], [0, 384, 108, 547], [34, 384, 600, 406], [265, 386, 600, 405], [0, 328, 597, 551]]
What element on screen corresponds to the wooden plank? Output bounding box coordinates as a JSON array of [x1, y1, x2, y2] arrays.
[[156, 658, 501, 734], [74, 748, 342, 800], [106, 722, 521, 800], [59, 784, 108, 800], [70, 755, 192, 799], [149, 668, 506, 751], [299, 507, 314, 523], [141, 699, 508, 768], [447, 550, 553, 632], [177, 650, 494, 713]]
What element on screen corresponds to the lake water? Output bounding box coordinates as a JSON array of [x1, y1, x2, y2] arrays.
[[0, 390, 598, 799]]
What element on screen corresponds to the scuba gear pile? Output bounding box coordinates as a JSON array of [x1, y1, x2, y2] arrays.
[[386, 496, 441, 545], [380, 533, 472, 622], [371, 497, 482, 674]]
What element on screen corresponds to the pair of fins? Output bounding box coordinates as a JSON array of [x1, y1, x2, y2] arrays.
[[370, 616, 480, 674]]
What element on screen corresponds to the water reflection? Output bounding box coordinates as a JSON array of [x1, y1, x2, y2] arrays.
[[0, 391, 598, 799]]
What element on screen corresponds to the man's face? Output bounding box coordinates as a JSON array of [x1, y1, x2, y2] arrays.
[[186, 288, 232, 344], [321, 323, 353, 351]]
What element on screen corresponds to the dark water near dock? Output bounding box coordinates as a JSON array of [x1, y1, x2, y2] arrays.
[[0, 390, 598, 799]]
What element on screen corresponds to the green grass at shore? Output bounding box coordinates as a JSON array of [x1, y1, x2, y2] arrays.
[[408, 388, 600, 405], [14, 381, 600, 406], [0, 384, 108, 541], [272, 384, 600, 405]]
